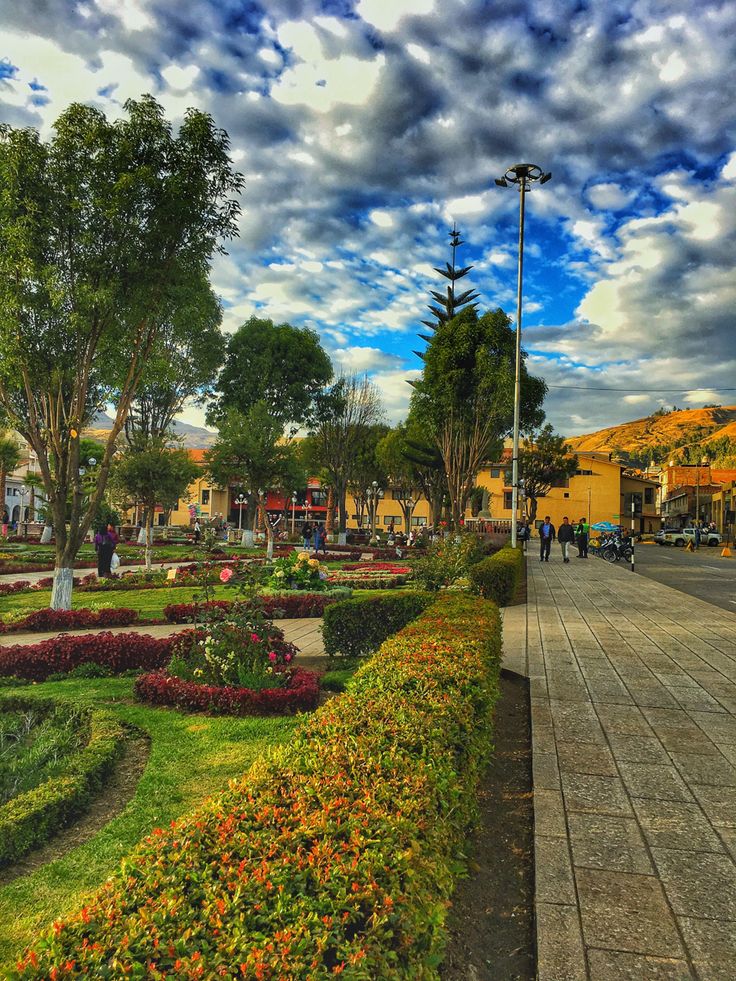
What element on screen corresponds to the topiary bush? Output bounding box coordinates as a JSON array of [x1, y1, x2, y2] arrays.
[[468, 542, 524, 605], [322, 591, 432, 658]]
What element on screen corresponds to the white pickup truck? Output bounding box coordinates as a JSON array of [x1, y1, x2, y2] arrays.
[[658, 527, 722, 547]]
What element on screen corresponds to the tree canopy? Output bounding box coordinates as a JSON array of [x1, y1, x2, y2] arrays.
[[520, 425, 578, 522], [207, 317, 333, 427]]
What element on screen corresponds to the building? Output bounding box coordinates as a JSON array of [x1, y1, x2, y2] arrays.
[[660, 464, 736, 528], [711, 481, 736, 539]]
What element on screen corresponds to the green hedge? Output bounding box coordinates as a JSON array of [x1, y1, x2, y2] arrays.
[[468, 542, 524, 605], [0, 698, 126, 867], [14, 593, 502, 979], [322, 590, 433, 658]]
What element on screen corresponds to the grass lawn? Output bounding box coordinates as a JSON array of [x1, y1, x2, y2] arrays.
[[0, 585, 236, 621], [0, 676, 299, 971]]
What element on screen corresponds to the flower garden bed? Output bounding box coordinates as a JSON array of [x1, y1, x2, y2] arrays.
[[0, 697, 125, 866], [0, 632, 175, 682], [13, 592, 502, 978], [162, 591, 340, 624], [134, 666, 320, 716], [0, 607, 139, 634]]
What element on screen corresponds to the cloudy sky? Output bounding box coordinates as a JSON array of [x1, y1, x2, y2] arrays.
[[2, 0, 736, 435]]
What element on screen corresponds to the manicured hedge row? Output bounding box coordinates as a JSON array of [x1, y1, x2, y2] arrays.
[[134, 667, 320, 716], [0, 607, 139, 634], [162, 592, 341, 624], [14, 592, 502, 978], [0, 632, 175, 682], [0, 699, 125, 867], [468, 542, 524, 605], [323, 591, 433, 658], [328, 572, 410, 589]]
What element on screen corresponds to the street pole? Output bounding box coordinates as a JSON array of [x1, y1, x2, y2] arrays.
[[291, 493, 297, 537], [631, 497, 635, 573], [495, 164, 551, 549]]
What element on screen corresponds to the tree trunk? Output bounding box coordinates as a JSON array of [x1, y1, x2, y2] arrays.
[[337, 483, 348, 533], [145, 509, 153, 571], [528, 496, 538, 523], [0, 468, 6, 528], [41, 524, 53, 544], [51, 497, 74, 610], [51, 566, 74, 611], [325, 487, 335, 535]]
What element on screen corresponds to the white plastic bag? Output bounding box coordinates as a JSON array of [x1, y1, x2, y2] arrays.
[[110, 552, 120, 571]]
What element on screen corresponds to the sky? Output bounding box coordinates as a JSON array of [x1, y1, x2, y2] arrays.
[[2, 0, 736, 436]]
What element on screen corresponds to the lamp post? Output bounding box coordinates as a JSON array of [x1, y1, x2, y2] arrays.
[[291, 492, 298, 537], [494, 163, 552, 548], [235, 493, 247, 533], [366, 481, 383, 540]]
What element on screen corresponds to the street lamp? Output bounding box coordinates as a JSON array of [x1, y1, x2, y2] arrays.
[[235, 493, 247, 532], [494, 163, 552, 548], [19, 485, 27, 538], [696, 457, 708, 529], [291, 492, 298, 537], [366, 481, 383, 539]]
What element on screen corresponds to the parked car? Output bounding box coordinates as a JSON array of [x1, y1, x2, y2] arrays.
[[659, 527, 721, 547]]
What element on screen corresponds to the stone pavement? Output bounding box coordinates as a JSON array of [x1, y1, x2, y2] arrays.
[[503, 555, 736, 981]]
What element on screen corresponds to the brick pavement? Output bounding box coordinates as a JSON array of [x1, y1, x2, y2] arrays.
[[504, 555, 736, 981]]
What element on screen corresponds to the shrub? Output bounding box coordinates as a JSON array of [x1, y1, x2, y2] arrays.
[[1, 607, 139, 634], [412, 534, 488, 591], [135, 667, 320, 716], [14, 593, 501, 978], [468, 542, 524, 605], [0, 632, 175, 682], [322, 591, 432, 658], [162, 592, 343, 624], [0, 698, 125, 866]]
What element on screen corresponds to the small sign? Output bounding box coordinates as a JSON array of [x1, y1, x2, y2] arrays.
[[167, 568, 177, 581]]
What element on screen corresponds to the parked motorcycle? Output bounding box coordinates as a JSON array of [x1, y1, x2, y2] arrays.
[[597, 531, 632, 563]]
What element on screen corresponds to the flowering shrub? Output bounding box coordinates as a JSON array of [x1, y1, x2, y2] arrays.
[[162, 592, 341, 624], [267, 550, 328, 590], [413, 534, 488, 591], [167, 624, 298, 691], [327, 571, 411, 589], [340, 562, 411, 572], [0, 580, 33, 597], [0, 632, 175, 682], [134, 667, 319, 716], [0, 607, 139, 634], [14, 593, 502, 978]]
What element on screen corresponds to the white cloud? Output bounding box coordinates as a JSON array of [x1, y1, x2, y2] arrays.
[[331, 346, 404, 373], [356, 0, 435, 33], [369, 209, 395, 228], [586, 183, 636, 211], [95, 0, 153, 31]]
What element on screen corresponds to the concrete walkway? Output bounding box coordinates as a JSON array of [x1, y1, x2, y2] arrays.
[[0, 618, 325, 657], [504, 555, 736, 981]]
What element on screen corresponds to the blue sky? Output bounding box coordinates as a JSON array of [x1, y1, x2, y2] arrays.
[[2, 0, 736, 434]]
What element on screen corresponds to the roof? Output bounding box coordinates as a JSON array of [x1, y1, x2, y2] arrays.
[[187, 449, 209, 464]]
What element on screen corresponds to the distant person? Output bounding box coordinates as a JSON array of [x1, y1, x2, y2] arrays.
[[539, 516, 555, 562], [694, 524, 701, 549], [193, 519, 201, 544], [302, 521, 312, 550], [95, 523, 119, 577], [518, 521, 531, 552], [558, 516, 575, 563], [313, 524, 327, 555], [576, 518, 589, 558]]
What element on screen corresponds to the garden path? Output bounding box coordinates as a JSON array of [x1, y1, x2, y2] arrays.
[[504, 555, 736, 981], [0, 618, 326, 656]]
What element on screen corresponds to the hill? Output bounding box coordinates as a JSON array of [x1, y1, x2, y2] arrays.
[[85, 413, 217, 449], [567, 406, 736, 467]]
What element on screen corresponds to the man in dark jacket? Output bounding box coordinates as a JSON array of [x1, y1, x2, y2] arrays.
[[558, 516, 575, 563], [576, 518, 589, 558], [539, 516, 555, 562]]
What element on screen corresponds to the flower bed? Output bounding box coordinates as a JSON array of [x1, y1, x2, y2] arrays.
[[0, 607, 139, 634], [14, 593, 502, 978], [0, 580, 33, 597], [340, 562, 412, 572], [0, 698, 125, 866], [162, 592, 340, 624], [134, 666, 320, 716], [328, 571, 411, 589], [0, 632, 175, 682]]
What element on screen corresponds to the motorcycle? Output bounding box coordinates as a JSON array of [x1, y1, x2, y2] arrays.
[[598, 531, 632, 563]]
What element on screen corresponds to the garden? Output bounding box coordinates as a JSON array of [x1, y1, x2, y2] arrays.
[[0, 536, 525, 975]]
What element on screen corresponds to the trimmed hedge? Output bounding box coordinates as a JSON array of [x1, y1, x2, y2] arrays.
[[468, 542, 524, 605], [323, 591, 433, 658], [0, 698, 125, 867], [13, 592, 502, 979], [0, 632, 175, 682], [134, 667, 320, 716], [162, 592, 342, 624]]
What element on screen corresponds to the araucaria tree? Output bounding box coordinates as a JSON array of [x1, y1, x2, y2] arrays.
[[411, 307, 546, 529], [520, 425, 578, 522], [0, 96, 243, 608]]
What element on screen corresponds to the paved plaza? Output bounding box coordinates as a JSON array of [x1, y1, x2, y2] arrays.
[[504, 555, 736, 981]]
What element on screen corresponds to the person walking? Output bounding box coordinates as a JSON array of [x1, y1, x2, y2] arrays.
[[96, 523, 119, 577], [539, 515, 555, 562], [193, 518, 201, 544], [576, 517, 589, 558], [313, 523, 327, 555], [558, 516, 575, 563], [301, 521, 312, 550]]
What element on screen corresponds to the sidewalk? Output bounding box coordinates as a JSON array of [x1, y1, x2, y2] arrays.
[[504, 556, 736, 981]]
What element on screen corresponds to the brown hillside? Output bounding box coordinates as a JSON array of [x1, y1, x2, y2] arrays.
[[566, 406, 736, 460]]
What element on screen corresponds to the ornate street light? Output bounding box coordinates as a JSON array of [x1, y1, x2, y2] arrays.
[[366, 480, 383, 539], [291, 492, 298, 537], [235, 493, 247, 533], [494, 163, 552, 548]]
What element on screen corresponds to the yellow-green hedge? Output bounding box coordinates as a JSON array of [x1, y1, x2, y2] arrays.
[[0, 699, 125, 867], [14, 593, 502, 979], [468, 542, 524, 605]]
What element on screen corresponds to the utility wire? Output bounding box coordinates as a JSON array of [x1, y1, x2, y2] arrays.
[[546, 385, 736, 393]]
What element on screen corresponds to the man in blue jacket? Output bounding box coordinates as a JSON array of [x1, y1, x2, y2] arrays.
[[539, 516, 555, 562]]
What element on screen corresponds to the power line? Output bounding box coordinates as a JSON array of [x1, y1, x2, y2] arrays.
[[546, 385, 736, 393]]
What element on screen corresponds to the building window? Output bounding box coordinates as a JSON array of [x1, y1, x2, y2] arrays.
[[564, 492, 570, 498], [490, 468, 501, 479], [412, 516, 428, 526], [310, 489, 328, 507], [575, 469, 593, 476], [504, 491, 513, 510], [645, 488, 654, 505], [201, 489, 210, 505], [383, 515, 401, 526], [504, 469, 513, 484]]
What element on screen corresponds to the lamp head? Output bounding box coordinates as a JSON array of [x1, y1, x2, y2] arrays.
[[540, 171, 552, 184], [494, 177, 508, 188]]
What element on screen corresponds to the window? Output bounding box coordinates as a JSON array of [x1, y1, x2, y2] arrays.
[[564, 492, 570, 498], [575, 469, 593, 476], [310, 489, 328, 507], [412, 516, 428, 526], [490, 468, 501, 479], [384, 515, 401, 526], [645, 488, 654, 505], [504, 491, 513, 510], [201, 489, 210, 505], [551, 477, 570, 488], [504, 469, 513, 484]]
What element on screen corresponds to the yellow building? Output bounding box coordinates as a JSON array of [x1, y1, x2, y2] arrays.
[[711, 481, 735, 538], [167, 450, 230, 528]]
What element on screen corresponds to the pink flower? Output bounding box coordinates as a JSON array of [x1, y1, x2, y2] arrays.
[[268, 651, 277, 662], [251, 633, 260, 643], [284, 653, 292, 663], [219, 568, 234, 583]]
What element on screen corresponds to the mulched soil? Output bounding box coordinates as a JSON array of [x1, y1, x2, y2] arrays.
[[0, 729, 150, 887], [441, 670, 535, 981]]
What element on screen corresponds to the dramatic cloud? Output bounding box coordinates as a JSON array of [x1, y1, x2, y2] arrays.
[[2, 0, 735, 433]]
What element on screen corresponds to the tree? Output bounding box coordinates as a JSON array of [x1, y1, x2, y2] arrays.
[[519, 426, 578, 522], [401, 413, 448, 528], [346, 424, 389, 529], [0, 433, 21, 524], [207, 317, 333, 427], [418, 224, 479, 341], [205, 403, 297, 557], [110, 437, 199, 569], [0, 96, 243, 607], [411, 307, 546, 529], [376, 425, 423, 531], [306, 376, 386, 534]]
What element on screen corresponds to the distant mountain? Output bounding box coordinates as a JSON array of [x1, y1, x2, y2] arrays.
[[567, 406, 736, 467], [86, 413, 217, 449]]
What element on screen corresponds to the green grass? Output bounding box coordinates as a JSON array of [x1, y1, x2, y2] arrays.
[[0, 676, 298, 971], [0, 585, 236, 622]]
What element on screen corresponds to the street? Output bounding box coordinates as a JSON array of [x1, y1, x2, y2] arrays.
[[630, 540, 736, 612]]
